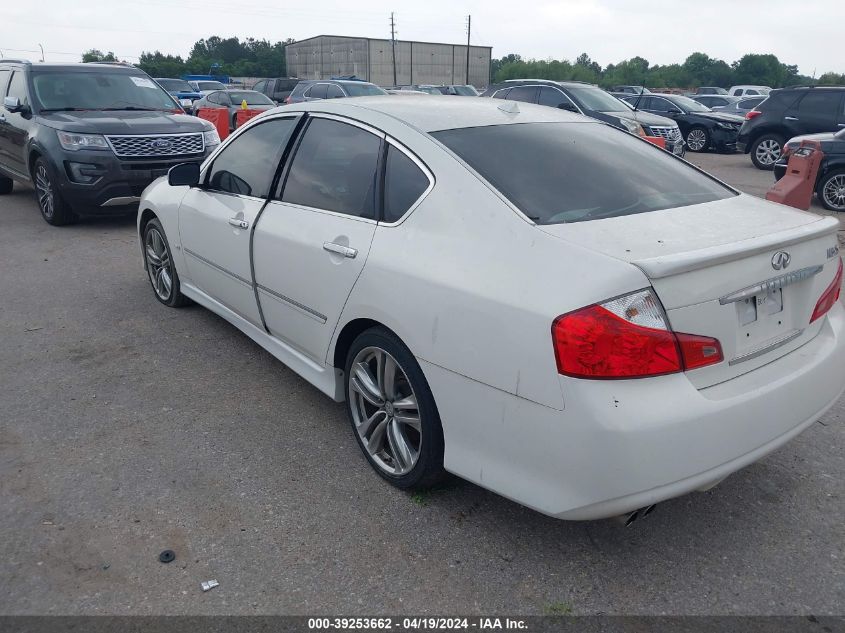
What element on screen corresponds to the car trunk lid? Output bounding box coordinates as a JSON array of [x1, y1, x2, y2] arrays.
[[539, 194, 841, 388]]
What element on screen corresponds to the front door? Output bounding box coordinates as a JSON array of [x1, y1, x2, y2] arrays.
[[252, 115, 382, 362], [0, 70, 31, 178], [178, 115, 301, 326]]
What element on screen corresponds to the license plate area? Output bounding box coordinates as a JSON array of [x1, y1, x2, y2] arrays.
[[734, 285, 800, 357]]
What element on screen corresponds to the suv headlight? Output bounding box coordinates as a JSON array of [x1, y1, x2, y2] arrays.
[[57, 131, 109, 151], [716, 122, 738, 130], [620, 118, 646, 136], [203, 129, 221, 147]]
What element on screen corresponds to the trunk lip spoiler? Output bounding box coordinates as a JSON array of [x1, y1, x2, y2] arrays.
[[632, 216, 839, 279], [718, 265, 824, 305]]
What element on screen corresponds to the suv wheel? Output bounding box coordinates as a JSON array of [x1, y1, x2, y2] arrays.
[[685, 126, 710, 152], [750, 134, 784, 170], [33, 158, 77, 225], [818, 169, 845, 212]]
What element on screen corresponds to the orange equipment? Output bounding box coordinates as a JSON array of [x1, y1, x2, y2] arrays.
[[765, 139, 824, 210], [196, 108, 229, 141], [235, 109, 263, 128], [644, 136, 666, 149]]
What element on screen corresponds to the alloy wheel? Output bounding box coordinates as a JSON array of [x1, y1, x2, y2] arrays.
[[686, 129, 707, 152], [145, 227, 174, 301], [35, 164, 54, 219], [348, 346, 421, 476], [822, 174, 845, 211], [755, 139, 781, 166]]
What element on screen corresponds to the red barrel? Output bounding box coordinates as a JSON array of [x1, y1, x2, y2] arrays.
[[196, 108, 229, 141], [765, 140, 824, 210]]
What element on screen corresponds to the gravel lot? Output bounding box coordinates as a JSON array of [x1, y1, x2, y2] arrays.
[[1, 152, 843, 616]]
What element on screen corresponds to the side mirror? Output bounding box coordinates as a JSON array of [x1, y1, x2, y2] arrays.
[[667, 108, 682, 114], [3, 96, 25, 113], [168, 162, 201, 187]]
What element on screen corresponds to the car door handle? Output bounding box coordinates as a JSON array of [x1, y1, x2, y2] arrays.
[[784, 116, 799, 121], [323, 242, 358, 258], [228, 217, 249, 229], [838, 123, 845, 127]]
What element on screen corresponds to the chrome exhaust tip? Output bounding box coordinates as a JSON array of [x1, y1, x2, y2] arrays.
[[614, 504, 656, 527]]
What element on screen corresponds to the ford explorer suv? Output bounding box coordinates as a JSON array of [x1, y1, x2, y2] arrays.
[[0, 60, 220, 225]]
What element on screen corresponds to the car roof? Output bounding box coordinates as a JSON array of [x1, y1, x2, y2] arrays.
[[20, 62, 141, 73], [278, 96, 588, 133]]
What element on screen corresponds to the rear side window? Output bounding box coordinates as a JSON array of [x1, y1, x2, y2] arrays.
[[0, 70, 10, 95], [432, 122, 734, 225], [492, 88, 510, 99], [383, 145, 430, 222], [327, 84, 345, 99], [253, 80, 267, 93], [797, 92, 841, 117], [741, 97, 763, 109], [282, 118, 381, 219], [506, 86, 537, 103], [306, 84, 328, 100], [206, 118, 299, 197]]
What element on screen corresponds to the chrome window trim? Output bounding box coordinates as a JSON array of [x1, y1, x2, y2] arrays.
[[379, 136, 435, 227], [718, 265, 823, 305], [265, 199, 378, 225]]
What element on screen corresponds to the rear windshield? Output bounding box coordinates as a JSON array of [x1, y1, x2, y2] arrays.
[[344, 83, 387, 97], [453, 85, 478, 96], [197, 81, 227, 91], [432, 122, 735, 224], [156, 78, 193, 92], [32, 71, 178, 111], [227, 91, 274, 105]]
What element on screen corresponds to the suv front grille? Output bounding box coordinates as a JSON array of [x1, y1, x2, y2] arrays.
[[649, 126, 682, 142], [105, 133, 204, 158]]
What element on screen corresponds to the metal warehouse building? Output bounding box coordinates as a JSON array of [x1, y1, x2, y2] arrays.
[[285, 35, 492, 88]]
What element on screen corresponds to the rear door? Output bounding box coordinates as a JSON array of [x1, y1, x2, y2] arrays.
[[252, 115, 382, 362], [178, 115, 301, 326], [0, 70, 31, 177], [787, 90, 842, 135]]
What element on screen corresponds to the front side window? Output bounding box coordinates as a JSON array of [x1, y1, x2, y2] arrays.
[[383, 145, 430, 222], [645, 97, 670, 112], [7, 71, 30, 106], [282, 118, 381, 218], [432, 122, 734, 225], [327, 84, 345, 99], [253, 80, 267, 92], [565, 86, 629, 112], [0, 70, 11, 96], [31, 71, 176, 111], [306, 84, 328, 100], [206, 118, 299, 197], [538, 87, 574, 109]]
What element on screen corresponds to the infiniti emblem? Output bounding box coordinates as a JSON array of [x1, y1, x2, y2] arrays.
[[771, 251, 791, 271], [150, 139, 172, 149]]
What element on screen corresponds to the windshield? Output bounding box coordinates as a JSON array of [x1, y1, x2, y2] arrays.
[[227, 91, 274, 105], [671, 95, 711, 112], [156, 78, 193, 92], [566, 86, 630, 112], [197, 81, 227, 91], [32, 71, 178, 111], [432, 122, 734, 225], [344, 83, 388, 97], [453, 85, 479, 96]]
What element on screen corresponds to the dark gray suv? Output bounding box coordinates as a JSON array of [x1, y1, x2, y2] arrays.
[[0, 60, 220, 225]]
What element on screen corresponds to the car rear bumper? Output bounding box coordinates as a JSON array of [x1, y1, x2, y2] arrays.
[[421, 303, 845, 520]]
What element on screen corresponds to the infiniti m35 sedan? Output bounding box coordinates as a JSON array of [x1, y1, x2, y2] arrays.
[[138, 97, 844, 522]]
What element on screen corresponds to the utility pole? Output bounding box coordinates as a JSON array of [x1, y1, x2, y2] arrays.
[[390, 12, 398, 87], [465, 15, 471, 85]]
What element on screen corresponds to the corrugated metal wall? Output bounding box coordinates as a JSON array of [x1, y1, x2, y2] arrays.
[[286, 36, 491, 87]]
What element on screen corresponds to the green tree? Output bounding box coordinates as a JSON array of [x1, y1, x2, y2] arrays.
[[82, 49, 117, 63]]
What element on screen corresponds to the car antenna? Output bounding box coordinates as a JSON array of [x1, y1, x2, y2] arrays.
[[632, 86, 645, 111]]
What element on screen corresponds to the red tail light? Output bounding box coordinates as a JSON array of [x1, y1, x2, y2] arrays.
[[745, 110, 762, 121], [810, 258, 843, 323], [552, 289, 723, 379]]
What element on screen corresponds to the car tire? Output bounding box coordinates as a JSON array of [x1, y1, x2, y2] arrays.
[[750, 134, 784, 170], [344, 326, 446, 490], [33, 157, 77, 226], [0, 174, 12, 194], [142, 218, 191, 307], [685, 126, 710, 152], [817, 169, 845, 212]]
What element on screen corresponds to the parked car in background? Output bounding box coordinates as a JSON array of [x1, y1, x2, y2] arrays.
[[693, 87, 728, 95], [286, 79, 387, 103], [188, 79, 229, 95], [720, 96, 766, 116], [482, 80, 685, 155], [137, 97, 845, 522], [729, 85, 771, 98], [620, 93, 744, 152], [154, 78, 202, 113], [737, 86, 845, 169], [0, 59, 218, 225], [774, 128, 845, 211], [251, 77, 300, 104], [192, 89, 276, 131], [612, 85, 650, 95], [691, 95, 741, 110], [386, 89, 430, 96], [395, 85, 443, 95], [436, 85, 479, 96]]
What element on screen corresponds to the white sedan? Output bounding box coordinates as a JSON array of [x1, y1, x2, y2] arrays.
[[137, 97, 845, 523]]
